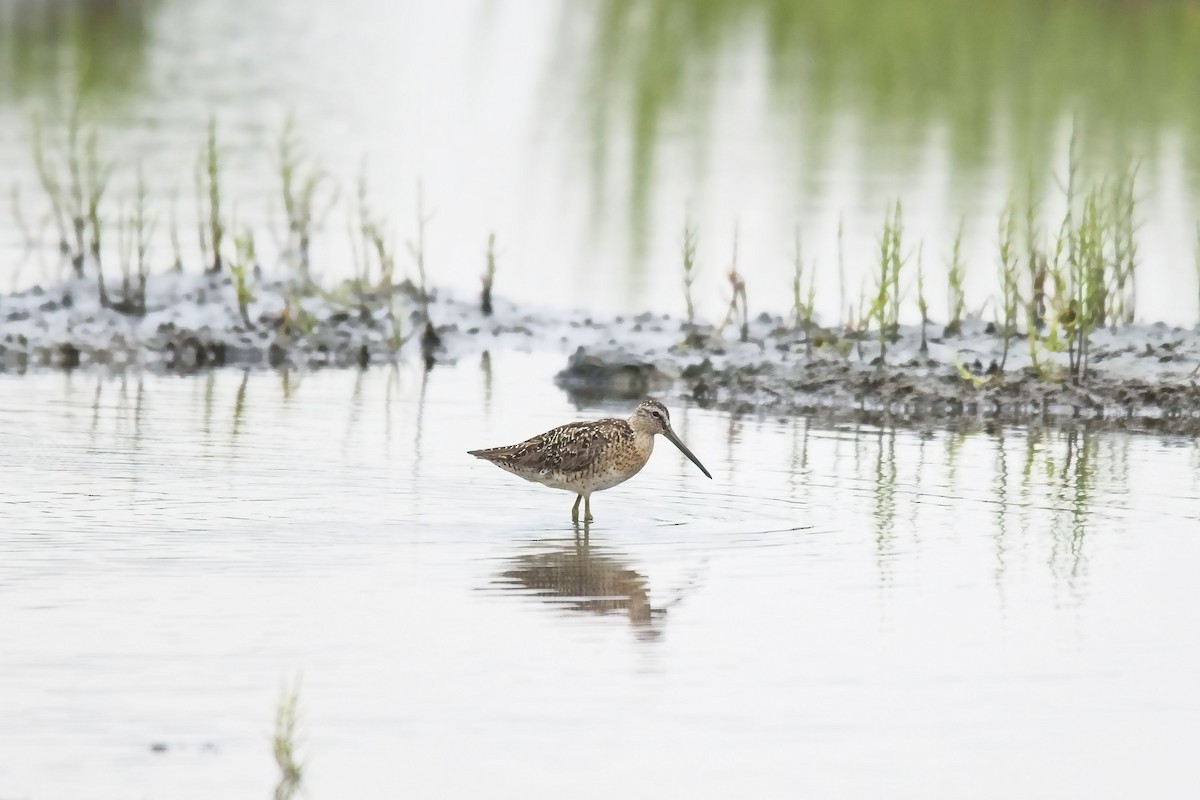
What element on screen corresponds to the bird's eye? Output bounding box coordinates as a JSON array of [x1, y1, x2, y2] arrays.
[[651, 411, 662, 420]]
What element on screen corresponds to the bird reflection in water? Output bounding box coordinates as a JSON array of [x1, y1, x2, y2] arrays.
[[493, 524, 665, 640]]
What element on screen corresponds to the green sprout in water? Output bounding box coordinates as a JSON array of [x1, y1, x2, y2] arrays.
[[112, 162, 155, 315], [272, 679, 304, 800], [681, 211, 698, 328], [481, 231, 498, 316], [997, 197, 1019, 371], [1023, 174, 1046, 330], [853, 278, 868, 362], [791, 226, 816, 343], [1109, 159, 1140, 325], [229, 229, 256, 329], [278, 114, 337, 285], [836, 214, 847, 328], [406, 180, 442, 362], [196, 114, 225, 274], [1069, 187, 1107, 380], [30, 106, 112, 284], [406, 179, 433, 308], [1193, 221, 1200, 330], [945, 217, 966, 337], [352, 170, 408, 356], [915, 241, 928, 354], [871, 201, 905, 363], [717, 221, 749, 342], [168, 190, 184, 272]]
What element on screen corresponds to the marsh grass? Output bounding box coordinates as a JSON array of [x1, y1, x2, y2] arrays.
[[1069, 188, 1107, 379], [1029, 209, 1073, 377], [1023, 178, 1046, 330], [791, 227, 816, 350], [953, 355, 991, 389], [8, 111, 1185, 380], [351, 170, 409, 355], [272, 680, 304, 800], [854, 279, 868, 361], [6, 184, 37, 290], [1016, 125, 1139, 383], [30, 108, 112, 282], [1025, 300, 1061, 382], [8, 184, 36, 251], [112, 163, 154, 315], [196, 115, 225, 274], [997, 198, 1020, 370], [277, 115, 337, 284], [481, 232, 497, 316], [1109, 160, 1140, 324], [406, 181, 442, 363], [870, 201, 905, 363], [837, 215, 846, 327], [717, 223, 749, 342], [681, 213, 698, 327], [1195, 222, 1200, 326], [915, 242, 928, 354], [406, 180, 433, 309], [886, 204, 904, 334], [406, 180, 442, 362], [168, 191, 183, 272], [945, 217, 966, 336], [347, 168, 372, 307], [229, 229, 256, 328]]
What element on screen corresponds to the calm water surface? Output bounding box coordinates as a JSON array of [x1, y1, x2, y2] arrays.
[[2, 356, 1199, 798]]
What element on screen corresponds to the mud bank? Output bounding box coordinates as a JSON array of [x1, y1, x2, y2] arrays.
[[0, 272, 567, 372], [557, 314, 1200, 432], [3, 274, 1200, 431]]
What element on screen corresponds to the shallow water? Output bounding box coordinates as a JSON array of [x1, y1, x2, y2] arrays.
[[2, 356, 1199, 798]]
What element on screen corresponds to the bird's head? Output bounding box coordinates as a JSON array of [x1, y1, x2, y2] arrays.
[[629, 399, 712, 479]]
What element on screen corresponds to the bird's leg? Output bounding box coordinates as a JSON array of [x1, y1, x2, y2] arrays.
[[584, 494, 593, 523], [571, 494, 582, 523]]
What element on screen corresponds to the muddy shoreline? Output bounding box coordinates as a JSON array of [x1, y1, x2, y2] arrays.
[[556, 319, 1200, 434], [3, 274, 1200, 432], [558, 346, 1200, 435]]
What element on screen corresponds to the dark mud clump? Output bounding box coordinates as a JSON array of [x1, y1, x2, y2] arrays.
[[557, 317, 1200, 434], [555, 346, 675, 401]]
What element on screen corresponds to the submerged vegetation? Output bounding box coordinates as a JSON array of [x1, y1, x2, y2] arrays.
[[272, 679, 304, 800]]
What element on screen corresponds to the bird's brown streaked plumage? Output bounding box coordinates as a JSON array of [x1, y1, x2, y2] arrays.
[[468, 399, 711, 522]]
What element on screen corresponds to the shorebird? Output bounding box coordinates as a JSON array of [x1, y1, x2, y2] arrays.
[[468, 399, 712, 522]]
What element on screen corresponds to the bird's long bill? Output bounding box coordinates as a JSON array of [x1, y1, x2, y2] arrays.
[[664, 427, 713, 479]]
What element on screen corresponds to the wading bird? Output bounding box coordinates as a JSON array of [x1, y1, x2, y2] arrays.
[[468, 399, 712, 522]]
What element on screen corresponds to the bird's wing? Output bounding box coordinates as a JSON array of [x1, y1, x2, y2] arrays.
[[471, 420, 624, 474]]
